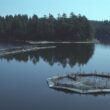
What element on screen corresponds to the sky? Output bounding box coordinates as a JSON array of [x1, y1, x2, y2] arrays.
[[0, 0, 110, 20]]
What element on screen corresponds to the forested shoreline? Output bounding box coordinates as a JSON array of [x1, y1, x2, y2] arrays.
[[1, 13, 110, 42], [0, 13, 93, 42], [90, 20, 110, 42]]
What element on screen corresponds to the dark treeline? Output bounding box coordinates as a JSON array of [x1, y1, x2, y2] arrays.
[[0, 44, 94, 67], [0, 13, 93, 41], [90, 20, 110, 42]]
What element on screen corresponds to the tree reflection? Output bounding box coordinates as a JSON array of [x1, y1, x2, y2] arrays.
[[0, 44, 94, 67]]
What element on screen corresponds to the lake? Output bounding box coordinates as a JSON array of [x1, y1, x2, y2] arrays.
[[0, 43, 110, 110]]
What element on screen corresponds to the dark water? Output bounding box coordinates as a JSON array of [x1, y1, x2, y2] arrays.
[[0, 43, 110, 110]]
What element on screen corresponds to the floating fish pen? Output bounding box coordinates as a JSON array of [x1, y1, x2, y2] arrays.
[[47, 73, 110, 94]]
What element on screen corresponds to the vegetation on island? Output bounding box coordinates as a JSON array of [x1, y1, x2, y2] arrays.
[[0, 13, 93, 42], [0, 12, 110, 42]]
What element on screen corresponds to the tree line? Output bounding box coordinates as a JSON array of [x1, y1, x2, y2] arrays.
[[90, 20, 110, 42], [0, 13, 93, 41]]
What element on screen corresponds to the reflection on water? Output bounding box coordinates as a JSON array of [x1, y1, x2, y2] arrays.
[[52, 87, 110, 97], [0, 44, 95, 67], [1, 43, 110, 110]]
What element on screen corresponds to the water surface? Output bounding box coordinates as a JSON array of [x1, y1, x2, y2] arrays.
[[0, 43, 110, 110]]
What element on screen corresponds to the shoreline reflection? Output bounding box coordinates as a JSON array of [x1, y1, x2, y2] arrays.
[[0, 44, 95, 67]]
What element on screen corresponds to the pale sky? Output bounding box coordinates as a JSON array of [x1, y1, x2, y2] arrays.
[[0, 0, 109, 20]]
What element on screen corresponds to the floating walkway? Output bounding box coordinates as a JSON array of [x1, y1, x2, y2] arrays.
[[0, 46, 56, 56], [47, 73, 110, 94]]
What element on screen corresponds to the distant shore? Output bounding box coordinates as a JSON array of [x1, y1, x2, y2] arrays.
[[0, 39, 100, 45], [26, 40, 99, 45]]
